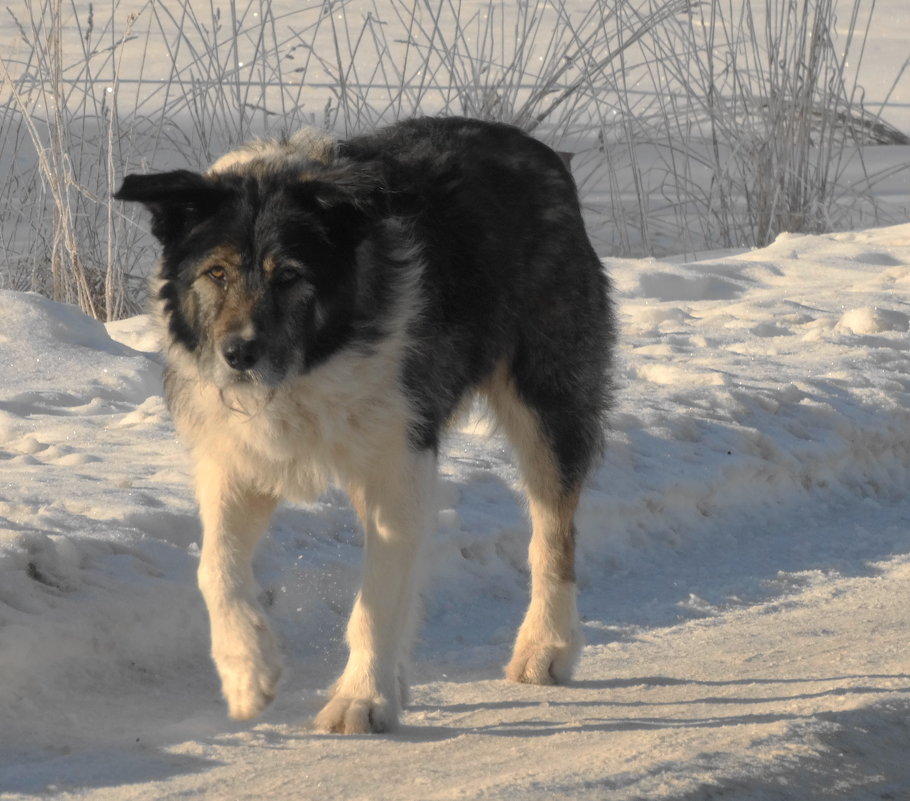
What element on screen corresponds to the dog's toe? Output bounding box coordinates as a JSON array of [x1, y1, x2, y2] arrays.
[[315, 695, 396, 734], [505, 637, 581, 685]]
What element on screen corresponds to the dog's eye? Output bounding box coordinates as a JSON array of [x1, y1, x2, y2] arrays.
[[206, 266, 227, 285], [274, 267, 302, 285]]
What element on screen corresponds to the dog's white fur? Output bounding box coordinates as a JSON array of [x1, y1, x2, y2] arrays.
[[207, 128, 337, 176]]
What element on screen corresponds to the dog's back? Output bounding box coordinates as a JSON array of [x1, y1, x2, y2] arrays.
[[343, 118, 614, 481]]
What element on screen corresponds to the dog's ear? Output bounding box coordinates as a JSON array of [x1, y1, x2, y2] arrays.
[[296, 164, 385, 247], [115, 170, 228, 245]]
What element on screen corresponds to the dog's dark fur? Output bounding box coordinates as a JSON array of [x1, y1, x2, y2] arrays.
[[116, 117, 614, 733]]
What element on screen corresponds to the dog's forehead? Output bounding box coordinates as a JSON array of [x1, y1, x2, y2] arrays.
[[254, 181, 333, 245], [170, 170, 334, 280], [210, 174, 319, 237]]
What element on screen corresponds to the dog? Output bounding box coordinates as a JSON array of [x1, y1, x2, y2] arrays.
[[115, 117, 614, 734]]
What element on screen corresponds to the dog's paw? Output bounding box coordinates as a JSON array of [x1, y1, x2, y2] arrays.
[[314, 694, 396, 734], [505, 631, 583, 685], [211, 607, 283, 720], [507, 582, 583, 685]]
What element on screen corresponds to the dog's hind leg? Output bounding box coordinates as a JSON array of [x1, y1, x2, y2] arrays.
[[195, 455, 281, 719], [483, 363, 593, 685], [506, 484, 583, 684], [315, 448, 435, 734]]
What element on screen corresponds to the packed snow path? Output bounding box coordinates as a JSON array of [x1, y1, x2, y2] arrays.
[[2, 224, 910, 799]]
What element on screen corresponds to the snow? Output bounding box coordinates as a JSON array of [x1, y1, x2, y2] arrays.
[[2, 0, 910, 792], [2, 221, 910, 799]]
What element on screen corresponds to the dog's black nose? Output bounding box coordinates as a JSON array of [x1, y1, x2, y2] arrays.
[[222, 336, 262, 371]]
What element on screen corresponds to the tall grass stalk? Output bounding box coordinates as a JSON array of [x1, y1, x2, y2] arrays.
[[1, 0, 327, 319], [2, 0, 98, 316], [612, 0, 909, 253], [312, 0, 688, 139], [3, 0, 682, 318], [0, 0, 906, 316]]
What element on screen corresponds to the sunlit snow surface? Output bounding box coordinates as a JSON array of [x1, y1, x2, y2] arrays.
[[2, 224, 910, 799]]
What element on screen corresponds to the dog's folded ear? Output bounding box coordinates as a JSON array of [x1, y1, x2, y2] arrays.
[[115, 170, 228, 245], [295, 163, 386, 248]]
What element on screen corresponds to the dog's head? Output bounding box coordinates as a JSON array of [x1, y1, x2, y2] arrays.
[[116, 161, 385, 390]]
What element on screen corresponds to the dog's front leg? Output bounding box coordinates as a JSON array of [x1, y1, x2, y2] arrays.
[[195, 456, 281, 720], [315, 449, 434, 734]]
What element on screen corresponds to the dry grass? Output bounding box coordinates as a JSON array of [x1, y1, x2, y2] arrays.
[[0, 0, 906, 317], [597, 0, 909, 255]]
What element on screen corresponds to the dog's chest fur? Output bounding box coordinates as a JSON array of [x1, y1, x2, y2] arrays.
[[165, 330, 413, 501]]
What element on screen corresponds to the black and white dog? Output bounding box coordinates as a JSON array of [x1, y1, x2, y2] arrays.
[[116, 117, 614, 733]]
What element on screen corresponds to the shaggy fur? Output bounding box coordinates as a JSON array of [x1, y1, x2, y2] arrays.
[[115, 116, 615, 733]]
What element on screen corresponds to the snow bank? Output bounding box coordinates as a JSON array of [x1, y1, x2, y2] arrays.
[[1, 224, 910, 797], [588, 226, 910, 566]]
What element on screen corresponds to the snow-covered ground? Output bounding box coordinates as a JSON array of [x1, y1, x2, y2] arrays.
[[2, 0, 910, 795], [2, 221, 910, 799]]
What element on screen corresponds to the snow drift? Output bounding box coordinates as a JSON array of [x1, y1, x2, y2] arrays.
[[2, 224, 910, 799]]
